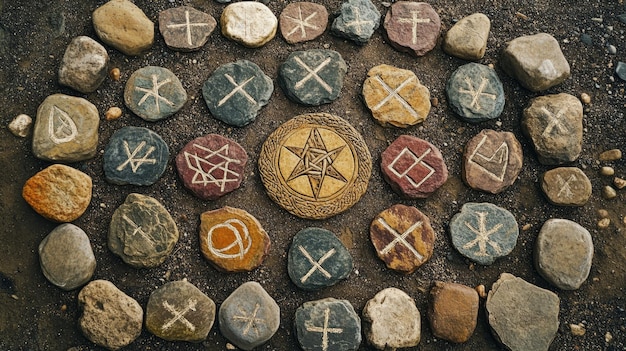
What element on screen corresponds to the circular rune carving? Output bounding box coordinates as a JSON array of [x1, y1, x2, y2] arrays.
[[206, 218, 252, 260], [259, 113, 372, 219]]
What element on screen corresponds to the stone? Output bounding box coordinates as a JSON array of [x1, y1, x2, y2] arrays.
[[616, 61, 626, 81], [259, 113, 372, 219], [486, 273, 560, 351], [370, 204, 435, 273], [39, 223, 96, 291], [105, 107, 122, 121], [219, 282, 280, 350], [383, 1, 440, 56], [535, 219, 593, 290], [124, 66, 187, 121], [278, 49, 347, 106], [450, 202, 519, 265], [603, 186, 618, 199], [362, 64, 431, 127], [462, 129, 523, 194], [295, 298, 361, 351], [32, 94, 99, 162], [108, 193, 179, 269], [103, 126, 169, 186], [380, 135, 447, 198], [446, 63, 505, 122], [175, 134, 248, 200], [331, 0, 380, 45], [221, 2, 277, 48], [159, 6, 216, 52], [362, 287, 420, 349], [146, 280, 216, 342], [202, 60, 273, 127], [287, 227, 353, 291], [599, 148, 622, 161], [522, 93, 583, 164], [280, 2, 328, 44], [443, 13, 490, 60], [501, 33, 570, 92], [541, 167, 591, 206], [600, 166, 615, 176], [614, 177, 626, 189], [580, 92, 591, 104], [58, 36, 109, 93], [8, 114, 32, 137], [92, 0, 154, 56], [199, 207, 270, 272], [22, 164, 92, 223], [428, 281, 479, 343], [78, 280, 143, 350], [110, 67, 121, 81]]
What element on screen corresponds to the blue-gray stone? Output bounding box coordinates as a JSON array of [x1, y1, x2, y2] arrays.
[[331, 0, 380, 45], [124, 66, 187, 121], [295, 298, 361, 351], [446, 63, 505, 123], [202, 60, 273, 127], [618, 13, 626, 24], [616, 61, 626, 81], [580, 33, 592, 45], [450, 202, 519, 265], [288, 227, 353, 291], [103, 126, 169, 186]]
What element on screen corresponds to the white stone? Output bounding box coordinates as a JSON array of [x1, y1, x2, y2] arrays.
[[8, 114, 32, 137], [221, 2, 277, 48]]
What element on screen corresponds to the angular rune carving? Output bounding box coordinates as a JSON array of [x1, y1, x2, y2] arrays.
[[117, 140, 157, 173], [468, 135, 509, 182], [459, 77, 496, 111], [388, 147, 435, 188], [48, 106, 78, 144], [462, 211, 503, 257], [184, 144, 242, 191], [135, 74, 175, 114], [284, 6, 320, 39]]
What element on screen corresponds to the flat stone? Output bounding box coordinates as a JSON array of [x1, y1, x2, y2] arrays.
[[146, 280, 216, 342], [221, 2, 277, 48], [259, 113, 372, 219], [159, 6, 216, 52], [92, 0, 154, 56], [370, 204, 435, 273], [199, 207, 270, 272], [362, 64, 431, 127], [39, 223, 96, 291], [108, 193, 179, 269], [331, 0, 380, 45], [616, 61, 626, 81], [202, 60, 273, 127], [58, 36, 109, 93], [535, 219, 593, 290], [541, 167, 592, 206], [8, 114, 32, 137], [380, 135, 447, 198], [280, 2, 328, 44], [32, 94, 99, 162], [278, 49, 347, 106], [219, 282, 280, 350], [362, 287, 420, 349], [462, 129, 523, 194], [295, 298, 361, 351], [287, 227, 353, 291], [486, 273, 560, 351], [175, 134, 248, 200], [443, 13, 490, 60], [78, 280, 143, 350], [599, 148, 622, 161], [450, 202, 519, 265], [22, 164, 92, 223], [446, 63, 505, 122], [428, 281, 478, 343], [103, 126, 169, 186], [522, 93, 583, 164], [501, 33, 570, 92], [383, 1, 441, 56], [124, 66, 187, 121]]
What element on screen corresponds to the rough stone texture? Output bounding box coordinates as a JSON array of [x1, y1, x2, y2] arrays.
[[541, 167, 592, 206], [32, 94, 99, 162], [370, 204, 435, 273], [199, 207, 270, 272], [92, 0, 154, 56], [442, 13, 490, 60], [108, 193, 179, 268], [280, 2, 328, 44], [486, 273, 560, 351], [175, 134, 248, 200], [78, 280, 143, 350], [522, 93, 583, 165], [462, 129, 523, 194], [221, 2, 277, 48], [428, 281, 479, 343], [362, 287, 421, 349], [124, 66, 187, 121], [380, 135, 447, 198], [22, 164, 92, 223], [158, 6, 216, 52], [535, 219, 593, 290], [39, 223, 96, 291], [146, 280, 216, 342], [446, 63, 505, 122], [599, 148, 622, 161], [295, 298, 361, 351], [331, 0, 380, 45], [362, 64, 431, 127], [501, 33, 570, 92], [616, 61, 626, 81], [8, 114, 32, 137], [384, 1, 441, 56], [58, 36, 109, 93], [219, 282, 280, 350]]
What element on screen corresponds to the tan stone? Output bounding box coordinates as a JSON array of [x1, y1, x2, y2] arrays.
[[428, 281, 479, 343], [443, 13, 490, 60], [614, 177, 626, 189], [221, 2, 277, 48], [93, 0, 154, 56], [599, 148, 622, 161]]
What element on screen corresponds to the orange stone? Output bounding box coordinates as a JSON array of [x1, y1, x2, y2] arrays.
[[428, 281, 479, 343]]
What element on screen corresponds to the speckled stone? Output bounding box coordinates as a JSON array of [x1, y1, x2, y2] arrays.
[[541, 167, 591, 206], [446, 63, 504, 122], [599, 149, 622, 161], [124, 66, 187, 121], [428, 281, 479, 343], [8, 114, 32, 138], [58, 36, 109, 93], [92, 0, 154, 56], [280, 2, 328, 44], [295, 298, 361, 351], [442, 13, 490, 60], [221, 2, 277, 48], [159, 6, 216, 52], [331, 0, 380, 45], [383, 1, 441, 56]]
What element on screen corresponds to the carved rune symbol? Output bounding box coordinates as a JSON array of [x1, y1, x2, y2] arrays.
[[162, 299, 197, 332], [122, 214, 155, 250], [397, 10, 431, 44], [463, 211, 503, 257], [184, 144, 242, 191], [305, 308, 343, 351], [117, 140, 157, 173], [294, 56, 333, 93], [344, 7, 373, 35], [371, 75, 419, 118], [388, 147, 435, 188], [284, 6, 320, 38], [219, 74, 256, 107], [299, 245, 336, 283], [556, 174, 577, 199], [135, 74, 175, 114], [459, 77, 496, 111], [48, 106, 78, 144], [166, 10, 211, 46], [233, 303, 265, 337], [206, 219, 252, 259], [468, 135, 509, 182], [541, 107, 568, 137], [377, 218, 424, 261]]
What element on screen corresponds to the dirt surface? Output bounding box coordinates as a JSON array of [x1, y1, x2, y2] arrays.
[[0, 0, 625, 350]]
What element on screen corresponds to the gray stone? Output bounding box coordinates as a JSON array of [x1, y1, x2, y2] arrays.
[[295, 298, 361, 351], [8, 114, 32, 137], [580, 33, 592, 45], [619, 13, 626, 24], [124, 66, 187, 121], [383, 1, 440, 56], [362, 288, 420, 349], [58, 36, 109, 93], [159, 6, 216, 52], [616, 61, 626, 81], [446, 63, 505, 122], [443, 13, 490, 61], [221, 2, 277, 48], [92, 0, 154, 56], [541, 167, 592, 206], [331, 0, 380, 45]]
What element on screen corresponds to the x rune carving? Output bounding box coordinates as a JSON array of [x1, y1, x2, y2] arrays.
[[294, 56, 333, 93], [371, 75, 419, 118], [135, 74, 175, 114], [299, 245, 336, 283], [162, 299, 197, 332], [556, 174, 577, 199], [541, 107, 568, 137], [377, 218, 424, 260], [284, 6, 320, 38], [117, 140, 157, 173], [219, 74, 256, 107], [459, 76, 496, 111]]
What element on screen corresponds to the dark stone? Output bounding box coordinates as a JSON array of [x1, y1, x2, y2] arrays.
[[580, 33, 592, 45], [159, 6, 216, 52], [446, 63, 505, 122], [124, 66, 187, 121], [331, 0, 380, 45], [616, 61, 626, 81], [383, 1, 441, 56], [295, 298, 361, 351]]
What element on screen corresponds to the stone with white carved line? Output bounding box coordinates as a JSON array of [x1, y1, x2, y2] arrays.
[[331, 0, 380, 45], [124, 66, 187, 121], [159, 6, 216, 52], [295, 298, 362, 351], [280, 2, 328, 44], [221, 2, 277, 48], [541, 167, 591, 206], [383, 1, 441, 56], [446, 63, 505, 122]]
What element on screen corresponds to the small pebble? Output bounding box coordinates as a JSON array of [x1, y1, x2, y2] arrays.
[[515, 12, 528, 20], [475, 284, 486, 298], [580, 92, 591, 104], [608, 45, 617, 55], [603, 186, 617, 199], [614, 177, 626, 189], [431, 97, 439, 107], [580, 34, 592, 45], [522, 223, 532, 231], [600, 166, 615, 176], [8, 114, 32, 137], [599, 149, 622, 161], [105, 107, 122, 120], [598, 218, 611, 229], [570, 323, 586, 336], [606, 332, 613, 343], [109, 67, 121, 81], [597, 209, 609, 218], [226, 343, 236, 350]]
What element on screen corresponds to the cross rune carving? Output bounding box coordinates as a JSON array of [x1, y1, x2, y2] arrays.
[[463, 211, 504, 256], [305, 308, 343, 351], [459, 76, 496, 111], [397, 10, 431, 44], [135, 74, 175, 114]]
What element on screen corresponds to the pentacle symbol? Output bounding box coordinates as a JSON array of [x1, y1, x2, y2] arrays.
[[206, 219, 252, 260], [166, 10, 210, 46], [233, 303, 265, 337], [135, 74, 175, 114], [305, 308, 344, 351], [468, 135, 509, 182], [463, 211, 504, 257], [48, 106, 77, 144], [344, 7, 373, 35], [298, 245, 336, 283], [117, 140, 157, 173], [376, 218, 424, 260], [459, 76, 497, 111], [284, 6, 320, 39], [541, 107, 568, 137], [184, 144, 242, 191], [396, 10, 431, 44], [162, 299, 197, 332], [387, 147, 435, 188]]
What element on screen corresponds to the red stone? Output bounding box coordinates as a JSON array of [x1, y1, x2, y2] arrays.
[[279, 2, 328, 44], [384, 2, 441, 56]]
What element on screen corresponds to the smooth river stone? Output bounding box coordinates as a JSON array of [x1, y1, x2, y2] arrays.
[[428, 281, 479, 343], [279, 2, 328, 44], [221, 2, 277, 48], [383, 1, 441, 56], [92, 0, 154, 56], [442, 13, 490, 60], [295, 298, 361, 351], [331, 0, 380, 45], [124, 66, 187, 121], [58, 36, 109, 93], [159, 6, 216, 52], [541, 167, 591, 206], [446, 63, 505, 122]]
